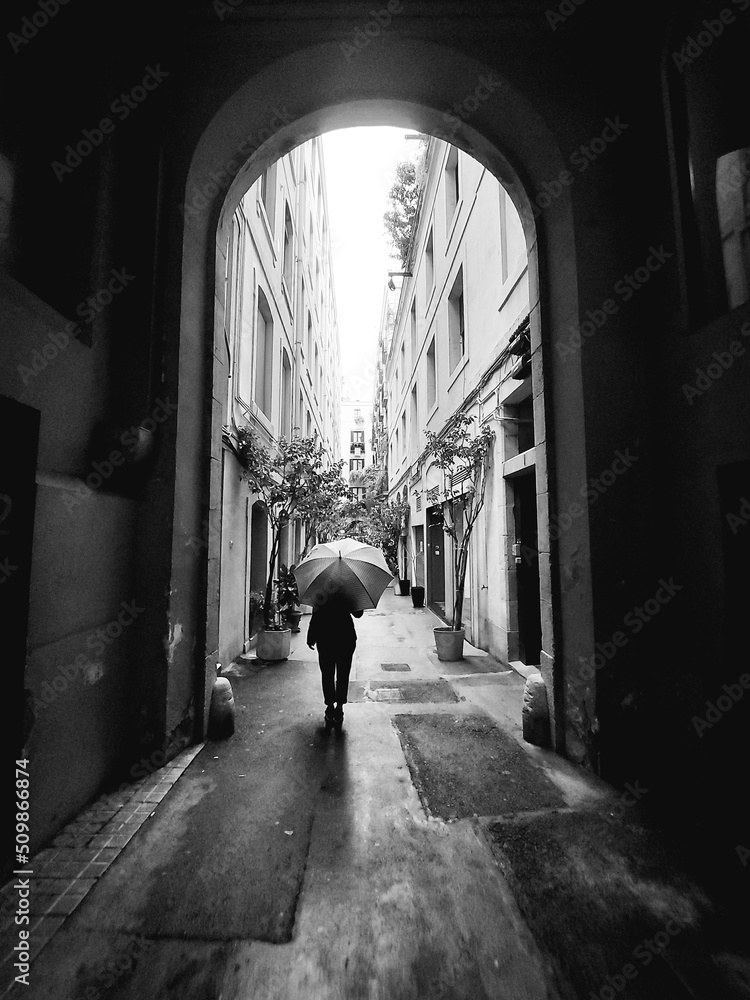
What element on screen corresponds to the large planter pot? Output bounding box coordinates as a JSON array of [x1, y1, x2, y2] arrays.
[[283, 610, 302, 633], [411, 586, 425, 608], [434, 627, 465, 661], [256, 628, 291, 661], [398, 578, 411, 596]]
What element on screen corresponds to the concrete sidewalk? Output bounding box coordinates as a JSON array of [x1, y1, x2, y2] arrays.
[[2, 590, 748, 999]]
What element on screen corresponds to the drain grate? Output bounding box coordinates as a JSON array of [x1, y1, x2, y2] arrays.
[[381, 662, 411, 672], [348, 679, 459, 704]]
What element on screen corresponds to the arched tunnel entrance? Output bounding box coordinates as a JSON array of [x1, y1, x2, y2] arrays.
[[167, 50, 595, 772]]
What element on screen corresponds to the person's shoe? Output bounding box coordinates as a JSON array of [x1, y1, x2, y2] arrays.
[[334, 705, 344, 723], [324, 706, 337, 726]]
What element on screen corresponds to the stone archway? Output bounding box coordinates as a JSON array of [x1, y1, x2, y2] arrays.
[[165, 37, 595, 763]]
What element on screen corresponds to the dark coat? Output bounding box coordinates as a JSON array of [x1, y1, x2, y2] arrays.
[[307, 594, 363, 651]]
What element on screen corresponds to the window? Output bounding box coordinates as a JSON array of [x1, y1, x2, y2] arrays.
[[426, 228, 434, 295], [260, 163, 277, 233], [254, 289, 273, 418], [282, 204, 294, 291], [411, 385, 419, 453], [499, 187, 509, 283], [445, 146, 459, 229], [280, 348, 292, 438], [672, 14, 750, 322], [717, 148, 750, 309], [401, 411, 407, 456], [426, 336, 436, 411], [350, 459, 365, 472], [226, 215, 243, 408], [400, 341, 406, 391], [410, 300, 417, 368], [351, 430, 365, 444], [448, 268, 465, 372]]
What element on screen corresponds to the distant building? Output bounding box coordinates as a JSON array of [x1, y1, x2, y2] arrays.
[[372, 289, 395, 480], [383, 138, 533, 666], [341, 387, 373, 501], [219, 137, 341, 665]]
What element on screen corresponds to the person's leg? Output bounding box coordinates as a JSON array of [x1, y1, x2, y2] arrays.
[[334, 645, 355, 715], [317, 647, 337, 711]]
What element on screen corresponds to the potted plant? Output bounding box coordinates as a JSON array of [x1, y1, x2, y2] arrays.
[[277, 563, 301, 632], [424, 414, 494, 660], [237, 429, 347, 661], [410, 545, 425, 608], [398, 513, 411, 595]]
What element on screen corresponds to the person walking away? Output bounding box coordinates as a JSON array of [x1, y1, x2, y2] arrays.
[[307, 592, 363, 728]]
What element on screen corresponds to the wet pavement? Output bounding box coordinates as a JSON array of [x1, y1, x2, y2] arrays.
[[2, 589, 749, 999]]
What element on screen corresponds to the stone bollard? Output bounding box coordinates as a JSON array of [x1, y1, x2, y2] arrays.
[[208, 677, 235, 739], [522, 670, 550, 748]]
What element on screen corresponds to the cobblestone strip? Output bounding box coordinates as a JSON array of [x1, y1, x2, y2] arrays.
[[0, 744, 204, 978]]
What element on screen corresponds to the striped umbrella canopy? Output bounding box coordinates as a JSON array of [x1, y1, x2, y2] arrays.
[[294, 537, 393, 612]]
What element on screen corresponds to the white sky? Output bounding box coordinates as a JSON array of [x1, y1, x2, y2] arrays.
[[321, 126, 419, 398]]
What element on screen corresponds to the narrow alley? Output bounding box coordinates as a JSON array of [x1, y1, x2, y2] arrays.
[[3, 591, 748, 1000]]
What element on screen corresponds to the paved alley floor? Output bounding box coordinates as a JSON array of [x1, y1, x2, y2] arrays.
[[2, 590, 749, 999]]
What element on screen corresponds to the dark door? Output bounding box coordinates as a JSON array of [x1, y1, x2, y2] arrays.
[[427, 506, 446, 618], [513, 473, 542, 664]]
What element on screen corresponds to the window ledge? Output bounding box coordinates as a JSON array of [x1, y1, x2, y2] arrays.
[[447, 351, 469, 390]]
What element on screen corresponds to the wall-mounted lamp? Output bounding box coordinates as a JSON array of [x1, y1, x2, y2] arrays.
[[387, 270, 412, 291]]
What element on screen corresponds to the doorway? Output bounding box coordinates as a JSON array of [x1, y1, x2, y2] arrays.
[[427, 506, 446, 619], [513, 472, 542, 665]]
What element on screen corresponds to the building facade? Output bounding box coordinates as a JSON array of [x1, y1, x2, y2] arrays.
[[340, 387, 373, 501], [219, 137, 341, 667], [384, 138, 535, 667], [372, 289, 396, 477]]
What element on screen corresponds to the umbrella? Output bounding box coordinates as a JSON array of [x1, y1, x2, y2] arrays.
[[294, 538, 393, 612]]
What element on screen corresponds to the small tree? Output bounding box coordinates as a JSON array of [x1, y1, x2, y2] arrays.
[[237, 429, 347, 627], [425, 415, 494, 631], [383, 160, 420, 270]]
